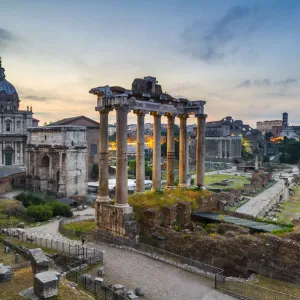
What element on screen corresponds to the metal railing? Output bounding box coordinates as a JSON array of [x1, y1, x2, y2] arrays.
[[215, 273, 300, 300], [3, 229, 104, 264], [66, 267, 128, 300], [60, 216, 300, 300]]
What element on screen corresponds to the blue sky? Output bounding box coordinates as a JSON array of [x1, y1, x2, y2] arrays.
[[1, 0, 300, 126]]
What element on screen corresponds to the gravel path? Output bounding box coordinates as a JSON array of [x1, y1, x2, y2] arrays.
[[25, 212, 236, 300]]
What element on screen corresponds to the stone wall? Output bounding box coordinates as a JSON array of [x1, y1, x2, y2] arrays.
[[145, 226, 300, 282]]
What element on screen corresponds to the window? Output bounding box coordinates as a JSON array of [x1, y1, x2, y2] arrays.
[[6, 122, 10, 132], [45, 135, 47, 140], [90, 144, 97, 155]]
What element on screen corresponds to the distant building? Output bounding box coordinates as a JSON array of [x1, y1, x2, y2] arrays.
[[257, 120, 282, 136], [128, 124, 137, 131], [282, 112, 288, 129], [0, 58, 38, 166], [49, 116, 99, 178], [108, 124, 116, 135]]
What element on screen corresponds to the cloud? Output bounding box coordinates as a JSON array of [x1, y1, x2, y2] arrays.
[[0, 28, 16, 50], [181, 5, 260, 62], [23, 95, 48, 102], [237, 78, 297, 89]]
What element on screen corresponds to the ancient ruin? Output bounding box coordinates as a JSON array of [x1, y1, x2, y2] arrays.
[[26, 126, 88, 197], [90, 76, 206, 235]]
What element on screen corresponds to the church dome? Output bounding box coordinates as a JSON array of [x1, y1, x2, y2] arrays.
[[0, 58, 19, 111], [0, 79, 17, 95]]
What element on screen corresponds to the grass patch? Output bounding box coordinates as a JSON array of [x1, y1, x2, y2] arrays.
[[129, 188, 211, 210], [5, 237, 57, 254], [0, 199, 31, 227], [276, 186, 300, 223], [249, 274, 300, 297], [63, 221, 96, 233], [0, 241, 29, 266], [205, 174, 250, 190]]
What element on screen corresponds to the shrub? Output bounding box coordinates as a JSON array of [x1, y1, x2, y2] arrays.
[[15, 192, 45, 207], [27, 205, 53, 222], [48, 202, 73, 218]]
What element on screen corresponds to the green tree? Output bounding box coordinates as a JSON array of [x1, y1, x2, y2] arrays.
[[48, 202, 73, 218], [161, 139, 179, 160], [265, 131, 274, 142], [109, 132, 116, 142], [27, 205, 53, 222]]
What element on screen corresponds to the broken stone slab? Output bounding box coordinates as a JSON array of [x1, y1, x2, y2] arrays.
[[34, 271, 59, 299], [114, 290, 125, 300], [127, 292, 139, 300], [29, 248, 53, 274], [0, 263, 12, 282], [112, 284, 125, 292], [98, 266, 105, 276], [94, 277, 104, 284]]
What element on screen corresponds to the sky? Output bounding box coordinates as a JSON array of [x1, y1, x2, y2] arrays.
[[1, 0, 300, 127]]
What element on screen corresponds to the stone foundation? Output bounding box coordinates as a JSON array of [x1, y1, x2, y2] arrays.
[[96, 202, 136, 236]]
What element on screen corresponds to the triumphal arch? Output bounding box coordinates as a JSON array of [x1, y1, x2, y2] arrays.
[[90, 76, 207, 236]]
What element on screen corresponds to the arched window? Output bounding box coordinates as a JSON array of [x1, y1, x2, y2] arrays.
[[6, 121, 11, 132]]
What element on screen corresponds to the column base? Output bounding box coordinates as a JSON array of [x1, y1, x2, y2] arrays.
[[96, 195, 111, 203], [165, 185, 175, 189], [178, 183, 188, 188]]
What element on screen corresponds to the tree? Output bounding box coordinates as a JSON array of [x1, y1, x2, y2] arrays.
[[265, 131, 274, 142], [128, 160, 152, 179], [279, 139, 300, 164], [48, 202, 73, 218], [27, 205, 53, 222], [109, 132, 116, 142]]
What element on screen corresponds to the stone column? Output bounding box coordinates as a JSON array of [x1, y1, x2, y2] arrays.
[[186, 136, 190, 182], [14, 142, 18, 164], [115, 107, 129, 207], [49, 155, 52, 179], [33, 150, 38, 176], [218, 139, 222, 158], [58, 151, 66, 195], [229, 139, 232, 158], [20, 142, 23, 164], [98, 109, 111, 202], [151, 112, 161, 190], [135, 110, 145, 192], [224, 139, 228, 159], [166, 113, 175, 188], [196, 114, 207, 187], [0, 143, 2, 165], [59, 151, 63, 182], [179, 114, 188, 187]]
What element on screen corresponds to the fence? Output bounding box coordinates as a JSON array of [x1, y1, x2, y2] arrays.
[[66, 267, 128, 300], [60, 216, 300, 300], [215, 273, 300, 300], [4, 229, 104, 264]]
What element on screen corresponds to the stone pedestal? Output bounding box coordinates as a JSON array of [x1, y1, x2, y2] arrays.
[[34, 271, 59, 299], [96, 203, 134, 236]]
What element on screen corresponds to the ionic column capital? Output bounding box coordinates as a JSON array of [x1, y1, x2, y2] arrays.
[[150, 111, 163, 117], [133, 109, 146, 116], [196, 113, 208, 119], [98, 108, 112, 115], [165, 112, 177, 119], [115, 106, 130, 113], [178, 114, 189, 119]]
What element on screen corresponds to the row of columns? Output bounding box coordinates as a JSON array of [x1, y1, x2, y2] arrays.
[[217, 138, 241, 158], [97, 108, 207, 207]]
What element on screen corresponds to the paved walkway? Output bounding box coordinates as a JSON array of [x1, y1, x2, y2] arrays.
[[236, 180, 284, 216], [25, 213, 235, 300]]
